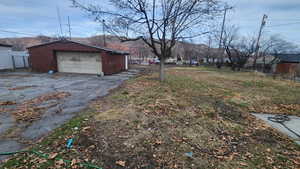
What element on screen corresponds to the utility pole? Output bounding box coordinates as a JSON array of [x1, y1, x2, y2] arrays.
[[207, 35, 212, 64], [102, 19, 106, 47], [56, 6, 63, 38], [126, 23, 129, 38], [254, 14, 268, 69], [67, 16, 72, 40], [218, 6, 233, 65]]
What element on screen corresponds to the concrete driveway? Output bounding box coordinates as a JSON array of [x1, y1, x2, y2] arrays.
[[0, 70, 138, 161]]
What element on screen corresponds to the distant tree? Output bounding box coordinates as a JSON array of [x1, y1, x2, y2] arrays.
[[134, 43, 152, 61], [71, 0, 222, 81], [218, 25, 239, 70], [203, 35, 213, 64], [228, 37, 256, 71], [255, 35, 299, 71], [182, 41, 198, 65], [260, 35, 299, 55], [220, 25, 239, 53], [221, 29, 256, 71]]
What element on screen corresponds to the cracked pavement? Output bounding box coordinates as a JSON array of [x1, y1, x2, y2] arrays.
[[0, 70, 139, 161]]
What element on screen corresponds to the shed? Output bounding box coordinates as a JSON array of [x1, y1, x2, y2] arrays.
[[275, 54, 300, 75], [27, 39, 129, 75], [0, 43, 13, 70]]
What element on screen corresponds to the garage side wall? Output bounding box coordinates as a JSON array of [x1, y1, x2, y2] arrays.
[[102, 52, 126, 75], [29, 42, 101, 72], [276, 63, 299, 74]]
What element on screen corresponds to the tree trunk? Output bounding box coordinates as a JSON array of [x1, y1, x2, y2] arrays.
[[263, 56, 266, 72], [159, 58, 165, 82], [253, 57, 257, 70]]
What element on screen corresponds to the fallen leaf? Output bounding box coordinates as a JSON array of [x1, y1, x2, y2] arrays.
[[240, 162, 248, 166], [49, 153, 58, 159], [38, 158, 47, 163], [71, 159, 77, 166], [116, 160, 126, 167], [155, 140, 162, 145], [56, 159, 64, 165], [292, 159, 300, 165]]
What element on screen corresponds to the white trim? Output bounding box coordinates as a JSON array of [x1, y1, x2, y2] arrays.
[[125, 55, 128, 70]]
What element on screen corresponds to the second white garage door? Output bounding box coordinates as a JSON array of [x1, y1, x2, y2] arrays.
[[57, 51, 103, 74]]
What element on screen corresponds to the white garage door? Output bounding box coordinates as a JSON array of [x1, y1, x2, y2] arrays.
[[57, 51, 103, 74]]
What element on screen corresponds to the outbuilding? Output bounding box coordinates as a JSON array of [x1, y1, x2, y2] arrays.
[[0, 43, 13, 70], [275, 54, 300, 75], [28, 39, 129, 75]]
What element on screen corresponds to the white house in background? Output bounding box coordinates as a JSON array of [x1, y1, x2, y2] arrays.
[[0, 43, 29, 70], [0, 43, 13, 70]]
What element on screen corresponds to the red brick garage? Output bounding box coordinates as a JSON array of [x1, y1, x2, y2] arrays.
[[28, 39, 129, 75]]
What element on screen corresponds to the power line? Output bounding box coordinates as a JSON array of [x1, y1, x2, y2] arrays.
[[234, 19, 300, 23], [0, 29, 36, 36], [269, 19, 300, 21], [267, 22, 300, 27]]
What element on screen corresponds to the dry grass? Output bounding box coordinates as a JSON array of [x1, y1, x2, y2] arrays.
[[2, 66, 300, 169]]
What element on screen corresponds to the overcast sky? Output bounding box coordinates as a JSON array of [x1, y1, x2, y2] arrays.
[[0, 0, 299, 45]]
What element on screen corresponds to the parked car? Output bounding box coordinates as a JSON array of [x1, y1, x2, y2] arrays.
[[130, 60, 140, 64], [183, 60, 199, 66], [191, 60, 199, 65], [154, 58, 160, 64], [165, 58, 177, 64], [141, 61, 150, 65], [176, 61, 183, 65], [149, 59, 155, 64]]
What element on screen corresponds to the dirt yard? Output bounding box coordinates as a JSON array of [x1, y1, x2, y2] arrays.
[[2, 66, 300, 169]]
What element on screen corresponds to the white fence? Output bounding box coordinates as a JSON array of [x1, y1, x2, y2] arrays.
[[0, 50, 29, 70], [11, 51, 29, 68]]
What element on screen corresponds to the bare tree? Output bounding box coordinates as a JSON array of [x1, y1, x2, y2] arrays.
[[182, 41, 197, 65], [220, 26, 256, 71], [211, 24, 238, 67], [225, 37, 255, 71], [133, 42, 152, 61], [254, 35, 299, 71], [71, 0, 222, 81], [261, 35, 299, 55], [203, 35, 213, 64], [220, 25, 239, 52]]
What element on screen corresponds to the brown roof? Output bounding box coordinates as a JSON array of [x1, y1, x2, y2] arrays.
[[0, 43, 12, 47], [27, 39, 130, 55]]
